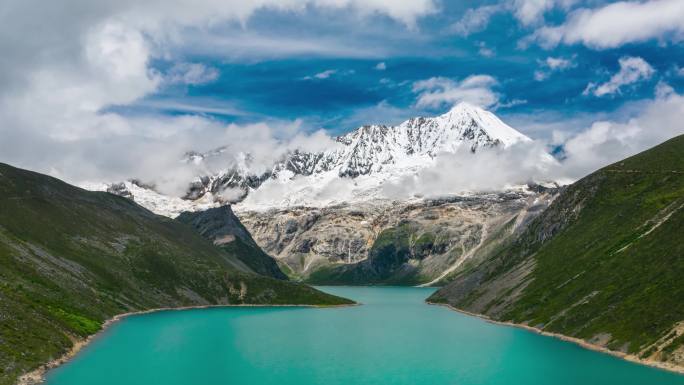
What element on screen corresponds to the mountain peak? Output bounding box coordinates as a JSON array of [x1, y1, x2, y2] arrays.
[[445, 101, 481, 114], [434, 103, 531, 147]]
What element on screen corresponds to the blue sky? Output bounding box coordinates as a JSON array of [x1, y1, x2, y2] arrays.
[[127, 1, 684, 138], [1, 0, 684, 184]]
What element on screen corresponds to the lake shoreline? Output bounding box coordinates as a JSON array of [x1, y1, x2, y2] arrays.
[[17, 302, 356, 385], [427, 301, 684, 376]]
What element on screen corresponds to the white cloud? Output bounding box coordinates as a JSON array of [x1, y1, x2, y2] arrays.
[[562, 87, 684, 178], [452, 1, 579, 36], [165, 63, 219, 85], [178, 30, 386, 60], [513, 0, 555, 25], [412, 75, 500, 109], [0, 0, 437, 184], [677, 66, 684, 77], [450, 5, 502, 36], [321, 0, 437, 28], [655, 81, 675, 99], [497, 99, 527, 109], [381, 141, 560, 198], [505, 109, 603, 142], [534, 55, 576, 81], [302, 68, 357, 80], [194, 122, 341, 178], [454, 0, 577, 32], [545, 56, 574, 70], [477, 42, 495, 57], [583, 56, 655, 97], [532, 0, 684, 49], [533, 71, 549, 82], [135, 99, 248, 117], [2, 21, 162, 142], [315, 69, 337, 79], [480, 85, 684, 183], [375, 62, 387, 70]]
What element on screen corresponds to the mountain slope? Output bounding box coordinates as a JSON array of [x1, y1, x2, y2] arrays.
[[238, 191, 555, 285], [0, 163, 352, 385], [429, 135, 684, 369], [177, 206, 287, 280]]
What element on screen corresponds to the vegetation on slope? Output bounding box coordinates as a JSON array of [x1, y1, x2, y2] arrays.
[[429, 135, 684, 366], [177, 206, 287, 280], [0, 163, 352, 385], [307, 221, 444, 285]]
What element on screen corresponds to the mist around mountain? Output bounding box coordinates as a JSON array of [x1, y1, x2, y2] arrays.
[[98, 103, 558, 217]]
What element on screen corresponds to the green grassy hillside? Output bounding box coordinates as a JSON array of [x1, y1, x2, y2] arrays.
[[0, 163, 352, 385], [429, 135, 684, 367]]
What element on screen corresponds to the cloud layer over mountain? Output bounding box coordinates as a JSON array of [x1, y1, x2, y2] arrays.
[[1, 0, 683, 201]]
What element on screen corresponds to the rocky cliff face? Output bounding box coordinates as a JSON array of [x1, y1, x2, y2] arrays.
[[236, 189, 557, 285]]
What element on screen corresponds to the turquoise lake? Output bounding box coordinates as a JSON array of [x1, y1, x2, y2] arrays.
[[45, 286, 684, 385]]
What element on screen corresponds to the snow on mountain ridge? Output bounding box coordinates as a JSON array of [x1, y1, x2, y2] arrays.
[[328, 102, 530, 177], [93, 104, 542, 216], [204, 102, 531, 181]]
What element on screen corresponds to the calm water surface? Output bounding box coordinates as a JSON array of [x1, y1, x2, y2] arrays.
[[46, 286, 684, 385]]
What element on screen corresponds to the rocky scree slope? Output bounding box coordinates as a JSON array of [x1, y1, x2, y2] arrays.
[[0, 163, 352, 385], [428, 135, 684, 369], [237, 189, 557, 285]]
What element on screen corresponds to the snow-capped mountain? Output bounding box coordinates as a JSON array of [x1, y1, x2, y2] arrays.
[[306, 101, 529, 178], [85, 103, 558, 285], [95, 103, 546, 216]]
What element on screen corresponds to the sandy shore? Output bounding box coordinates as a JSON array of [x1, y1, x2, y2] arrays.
[[17, 302, 356, 385], [427, 301, 684, 376]]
